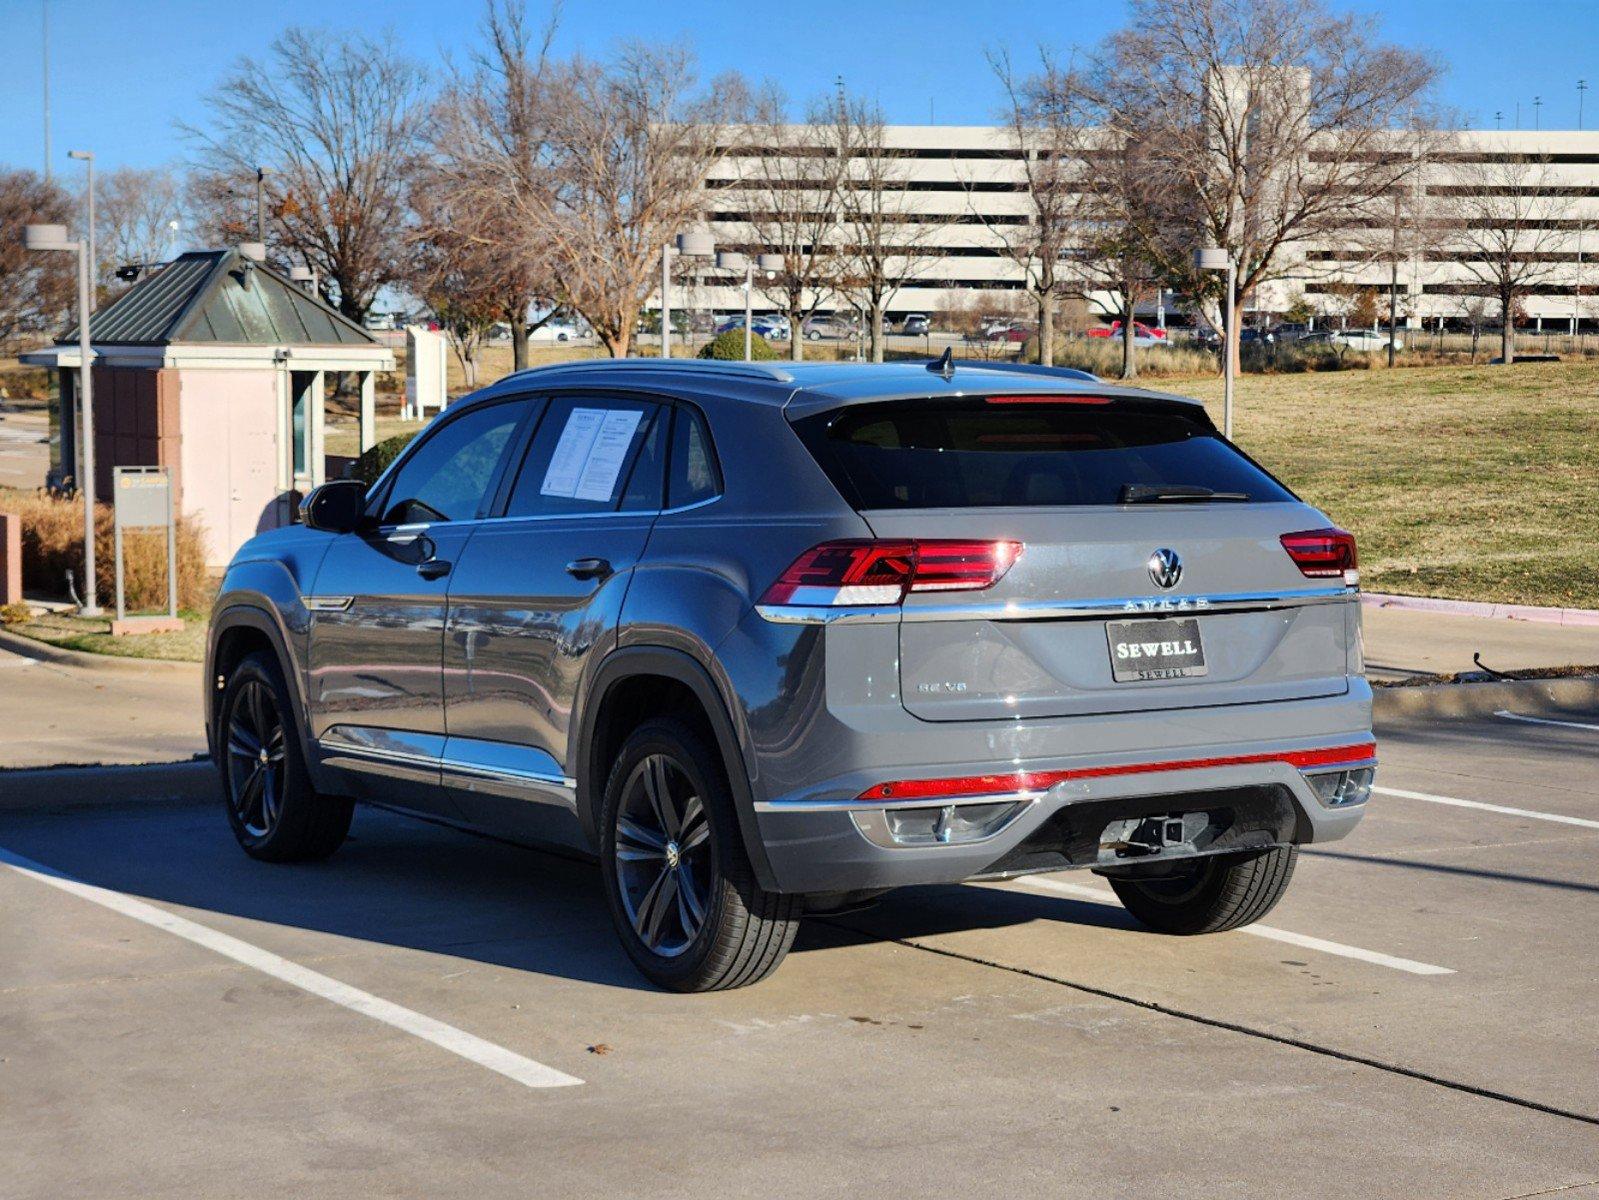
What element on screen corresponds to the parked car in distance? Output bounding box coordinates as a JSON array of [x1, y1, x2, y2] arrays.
[[531, 318, 584, 343], [362, 312, 398, 332], [207, 359, 1374, 992], [900, 313, 931, 336], [803, 315, 858, 341], [1333, 329, 1402, 352], [985, 323, 1034, 343], [1299, 329, 1403, 352], [1088, 321, 1169, 349], [716, 314, 788, 341]]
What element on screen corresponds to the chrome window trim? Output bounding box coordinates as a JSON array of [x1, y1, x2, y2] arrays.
[[755, 586, 1357, 626]]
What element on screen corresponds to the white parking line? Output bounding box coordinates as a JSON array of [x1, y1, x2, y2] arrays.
[[1009, 875, 1455, 976], [1495, 709, 1599, 734], [0, 845, 583, 1090], [1372, 785, 1599, 832]]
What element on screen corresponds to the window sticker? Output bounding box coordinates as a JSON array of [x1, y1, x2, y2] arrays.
[[539, 408, 643, 501]]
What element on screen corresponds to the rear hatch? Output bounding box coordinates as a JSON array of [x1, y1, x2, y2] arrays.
[[790, 390, 1356, 721]]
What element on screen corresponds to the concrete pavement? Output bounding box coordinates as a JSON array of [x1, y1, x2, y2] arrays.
[[0, 407, 48, 492], [0, 635, 203, 767], [1363, 602, 1599, 680], [2, 701, 1598, 1197]]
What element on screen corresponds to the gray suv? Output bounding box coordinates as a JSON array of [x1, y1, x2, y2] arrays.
[[206, 359, 1375, 991]]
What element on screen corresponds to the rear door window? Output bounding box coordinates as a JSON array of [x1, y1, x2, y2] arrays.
[[793, 397, 1294, 509], [504, 395, 664, 517], [667, 405, 722, 508]]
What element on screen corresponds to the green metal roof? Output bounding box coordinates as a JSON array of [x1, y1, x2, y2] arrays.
[[62, 249, 380, 348]]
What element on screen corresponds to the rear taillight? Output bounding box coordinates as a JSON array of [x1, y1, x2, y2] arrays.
[[1280, 527, 1358, 585], [760, 539, 1022, 607]]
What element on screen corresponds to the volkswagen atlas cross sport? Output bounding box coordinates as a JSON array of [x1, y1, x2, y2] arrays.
[[206, 357, 1374, 992]]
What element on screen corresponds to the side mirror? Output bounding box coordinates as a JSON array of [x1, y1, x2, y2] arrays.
[[300, 479, 368, 533]]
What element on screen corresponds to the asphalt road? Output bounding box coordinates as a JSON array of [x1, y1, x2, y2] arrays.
[[2, 699, 1597, 1198]]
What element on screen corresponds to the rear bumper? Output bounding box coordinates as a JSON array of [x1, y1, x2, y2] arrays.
[[752, 726, 1374, 895]]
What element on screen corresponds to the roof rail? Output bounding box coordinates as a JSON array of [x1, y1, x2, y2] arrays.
[[502, 358, 797, 386]]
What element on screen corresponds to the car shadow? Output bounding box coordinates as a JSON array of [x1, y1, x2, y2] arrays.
[[2, 786, 1154, 991]]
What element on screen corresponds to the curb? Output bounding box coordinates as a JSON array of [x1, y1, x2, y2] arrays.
[[0, 759, 213, 815], [1373, 673, 1599, 722], [1363, 592, 1599, 628], [0, 628, 202, 675]]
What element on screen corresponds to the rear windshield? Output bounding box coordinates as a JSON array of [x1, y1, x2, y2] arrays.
[[793, 398, 1294, 509]]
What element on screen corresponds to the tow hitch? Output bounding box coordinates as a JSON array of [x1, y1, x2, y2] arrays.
[[1099, 811, 1208, 860]]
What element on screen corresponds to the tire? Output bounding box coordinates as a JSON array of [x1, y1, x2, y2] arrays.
[[599, 718, 801, 992], [806, 331, 822, 341], [217, 651, 353, 863], [1106, 846, 1297, 935]]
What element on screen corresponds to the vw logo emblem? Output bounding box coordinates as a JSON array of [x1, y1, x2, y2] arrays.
[[1147, 548, 1183, 590]]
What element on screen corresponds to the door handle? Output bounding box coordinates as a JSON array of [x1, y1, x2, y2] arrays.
[[417, 559, 452, 580], [565, 557, 612, 581]]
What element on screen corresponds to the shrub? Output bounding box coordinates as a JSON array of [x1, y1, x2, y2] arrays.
[[353, 433, 417, 485], [1, 601, 30, 626], [699, 329, 778, 361], [1021, 336, 1220, 379], [0, 488, 209, 611]]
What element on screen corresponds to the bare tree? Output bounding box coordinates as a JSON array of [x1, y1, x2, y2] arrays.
[[429, 0, 565, 371], [1432, 151, 1571, 363], [185, 29, 429, 320], [1064, 0, 1442, 373], [834, 94, 939, 362], [979, 52, 1083, 368], [725, 88, 849, 361], [404, 168, 509, 389], [0, 169, 74, 348], [94, 166, 184, 294], [532, 44, 747, 357]]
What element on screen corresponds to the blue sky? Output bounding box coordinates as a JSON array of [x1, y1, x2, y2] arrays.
[[3, 0, 1598, 176]]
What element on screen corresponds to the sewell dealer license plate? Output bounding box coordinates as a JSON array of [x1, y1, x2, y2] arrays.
[[1106, 617, 1208, 682]]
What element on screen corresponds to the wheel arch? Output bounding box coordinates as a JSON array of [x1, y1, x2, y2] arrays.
[[577, 646, 777, 892], [207, 605, 333, 793]]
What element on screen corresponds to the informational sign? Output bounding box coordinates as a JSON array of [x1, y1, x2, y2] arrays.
[[540, 408, 643, 502], [112, 466, 177, 620], [404, 325, 448, 421]]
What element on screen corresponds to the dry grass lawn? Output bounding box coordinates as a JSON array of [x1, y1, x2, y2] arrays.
[[1162, 363, 1599, 608]]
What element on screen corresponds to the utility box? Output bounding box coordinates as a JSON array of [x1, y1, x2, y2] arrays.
[[404, 325, 448, 422]]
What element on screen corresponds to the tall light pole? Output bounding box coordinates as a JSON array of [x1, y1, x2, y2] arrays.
[[663, 231, 714, 359], [68, 150, 95, 312], [41, 0, 51, 180], [1534, 96, 1543, 131], [1580, 80, 1589, 130], [716, 251, 785, 361], [24, 223, 101, 615], [1195, 246, 1236, 439]]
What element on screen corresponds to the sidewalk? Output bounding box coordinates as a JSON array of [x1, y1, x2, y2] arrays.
[[0, 635, 204, 768], [1361, 603, 1599, 680]]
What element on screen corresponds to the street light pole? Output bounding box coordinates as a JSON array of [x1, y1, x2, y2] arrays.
[[1580, 80, 1589, 130], [24, 223, 100, 615], [69, 150, 94, 312], [1194, 246, 1236, 439], [660, 242, 673, 359]]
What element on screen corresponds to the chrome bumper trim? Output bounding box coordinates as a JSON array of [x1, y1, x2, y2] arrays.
[[756, 586, 1357, 626]]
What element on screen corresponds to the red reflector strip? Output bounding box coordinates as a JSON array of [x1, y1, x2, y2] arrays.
[[985, 394, 1113, 405], [856, 742, 1377, 801]]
